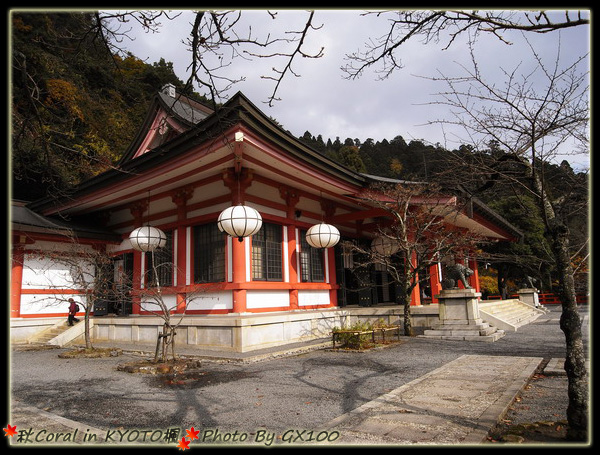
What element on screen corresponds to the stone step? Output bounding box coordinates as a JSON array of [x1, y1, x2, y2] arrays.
[[421, 318, 505, 342], [479, 299, 544, 332], [27, 322, 75, 345], [479, 302, 526, 314], [430, 322, 492, 330], [480, 306, 532, 317], [419, 329, 505, 343], [504, 313, 539, 324], [479, 325, 498, 336], [424, 325, 498, 337]]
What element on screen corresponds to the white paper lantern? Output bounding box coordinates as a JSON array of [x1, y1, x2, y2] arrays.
[[217, 205, 263, 241], [371, 235, 400, 256], [305, 223, 340, 249], [129, 226, 167, 252]]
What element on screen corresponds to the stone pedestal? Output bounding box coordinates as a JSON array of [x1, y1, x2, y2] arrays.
[[420, 288, 505, 342], [518, 288, 544, 309], [438, 288, 482, 324]]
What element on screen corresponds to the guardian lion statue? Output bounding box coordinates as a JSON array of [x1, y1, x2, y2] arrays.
[[520, 275, 539, 290], [441, 264, 474, 289]]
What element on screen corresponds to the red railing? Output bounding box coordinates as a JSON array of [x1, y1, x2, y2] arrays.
[[486, 293, 588, 305]]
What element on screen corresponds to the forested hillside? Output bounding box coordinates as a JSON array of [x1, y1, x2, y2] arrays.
[[11, 12, 201, 201], [10, 12, 588, 295]]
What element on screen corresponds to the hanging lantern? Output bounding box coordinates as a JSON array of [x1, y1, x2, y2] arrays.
[[371, 235, 400, 256], [129, 226, 167, 252], [217, 205, 263, 241], [305, 223, 340, 249]]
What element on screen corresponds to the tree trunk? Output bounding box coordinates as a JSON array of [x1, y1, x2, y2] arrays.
[[525, 155, 588, 441], [400, 279, 413, 336], [402, 295, 412, 336], [551, 222, 588, 441], [84, 306, 92, 349]]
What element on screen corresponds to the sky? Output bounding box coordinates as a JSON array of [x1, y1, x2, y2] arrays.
[[108, 9, 590, 170]]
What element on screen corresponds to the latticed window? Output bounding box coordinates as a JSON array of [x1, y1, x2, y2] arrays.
[[194, 223, 225, 283], [145, 231, 173, 287], [300, 230, 325, 282], [252, 223, 283, 281]]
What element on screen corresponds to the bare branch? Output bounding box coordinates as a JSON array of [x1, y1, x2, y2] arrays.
[[343, 10, 589, 80], [346, 181, 485, 335], [258, 11, 324, 106], [93, 11, 181, 58]]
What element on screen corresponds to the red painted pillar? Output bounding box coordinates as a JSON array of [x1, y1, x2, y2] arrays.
[[320, 200, 339, 308], [281, 187, 300, 310], [11, 242, 24, 318], [131, 253, 142, 315], [288, 225, 299, 310], [173, 187, 193, 314], [231, 238, 247, 313], [129, 201, 148, 315], [410, 251, 421, 306], [327, 246, 338, 307], [429, 263, 443, 303], [224, 167, 253, 314], [469, 257, 480, 293]]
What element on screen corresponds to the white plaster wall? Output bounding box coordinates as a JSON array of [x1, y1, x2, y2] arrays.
[[20, 293, 89, 316], [246, 290, 290, 309], [22, 255, 95, 289], [187, 291, 233, 311], [139, 294, 178, 313], [298, 290, 330, 306]]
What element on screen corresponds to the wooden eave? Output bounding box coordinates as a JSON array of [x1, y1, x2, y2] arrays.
[[28, 92, 368, 216], [24, 90, 523, 244], [11, 201, 120, 243], [232, 93, 368, 188]]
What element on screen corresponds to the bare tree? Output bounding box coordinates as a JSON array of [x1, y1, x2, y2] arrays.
[[422, 42, 589, 441], [137, 252, 187, 363], [347, 182, 485, 336], [344, 11, 589, 441], [21, 233, 216, 361], [19, 231, 115, 350], [134, 249, 222, 363], [342, 10, 589, 80], [93, 10, 323, 107]]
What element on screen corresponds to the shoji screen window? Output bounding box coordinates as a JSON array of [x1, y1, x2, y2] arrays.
[[252, 223, 283, 281], [194, 223, 225, 283]]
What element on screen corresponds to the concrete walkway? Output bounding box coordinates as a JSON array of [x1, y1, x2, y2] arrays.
[[321, 354, 542, 445], [9, 353, 544, 446], [9, 402, 107, 444]]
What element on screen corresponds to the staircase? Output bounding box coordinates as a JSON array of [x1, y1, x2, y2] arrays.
[[27, 319, 91, 347], [479, 299, 545, 332], [420, 320, 505, 342]]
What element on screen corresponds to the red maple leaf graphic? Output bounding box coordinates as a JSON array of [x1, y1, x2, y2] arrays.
[[186, 427, 200, 441], [177, 437, 190, 451], [3, 425, 17, 438]]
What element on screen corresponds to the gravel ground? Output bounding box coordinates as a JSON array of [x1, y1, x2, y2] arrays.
[[10, 305, 589, 444], [486, 373, 572, 443]]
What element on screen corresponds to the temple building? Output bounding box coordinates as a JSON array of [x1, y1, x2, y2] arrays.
[[10, 85, 521, 351]]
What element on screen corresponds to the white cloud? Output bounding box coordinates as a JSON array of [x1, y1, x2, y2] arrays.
[[112, 9, 590, 169]]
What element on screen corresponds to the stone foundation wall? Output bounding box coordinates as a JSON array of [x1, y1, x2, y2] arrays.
[[13, 305, 441, 351]]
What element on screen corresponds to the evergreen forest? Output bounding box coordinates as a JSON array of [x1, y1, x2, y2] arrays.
[[10, 12, 589, 297]]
